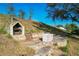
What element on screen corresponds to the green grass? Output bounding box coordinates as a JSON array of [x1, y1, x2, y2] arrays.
[[59, 46, 68, 53], [0, 27, 7, 34]]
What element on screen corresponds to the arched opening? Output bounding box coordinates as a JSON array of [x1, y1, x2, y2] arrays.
[[13, 23, 22, 35]]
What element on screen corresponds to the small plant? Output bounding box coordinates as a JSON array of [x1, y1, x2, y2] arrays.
[[25, 30, 31, 33], [6, 34, 12, 38], [59, 46, 68, 52], [0, 27, 7, 34], [59, 46, 68, 56]]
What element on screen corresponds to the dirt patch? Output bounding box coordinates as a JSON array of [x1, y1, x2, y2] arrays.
[[0, 34, 35, 56]]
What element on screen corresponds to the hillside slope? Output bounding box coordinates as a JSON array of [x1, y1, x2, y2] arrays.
[[0, 14, 53, 34], [0, 14, 54, 55], [0, 34, 35, 56]]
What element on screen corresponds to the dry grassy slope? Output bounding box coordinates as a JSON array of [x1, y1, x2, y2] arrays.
[[0, 14, 37, 55], [0, 14, 53, 33], [0, 14, 53, 55], [16, 18, 53, 33], [0, 14, 10, 28], [67, 37, 79, 56], [0, 34, 35, 56]]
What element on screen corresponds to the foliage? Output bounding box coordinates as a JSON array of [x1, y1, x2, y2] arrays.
[[47, 3, 79, 24], [65, 24, 78, 33], [56, 25, 64, 27], [71, 28, 79, 35]]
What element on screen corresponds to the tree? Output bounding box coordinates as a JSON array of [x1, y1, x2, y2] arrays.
[[7, 3, 15, 17], [71, 28, 79, 35], [56, 25, 64, 27], [18, 9, 25, 19], [47, 3, 79, 25], [65, 24, 78, 33], [29, 8, 33, 20]]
